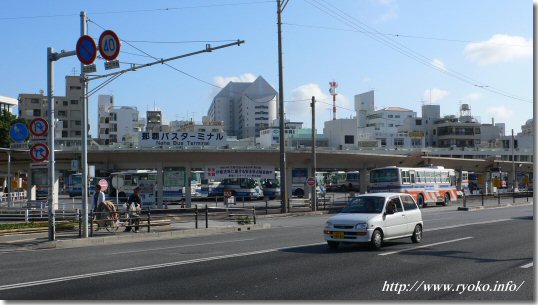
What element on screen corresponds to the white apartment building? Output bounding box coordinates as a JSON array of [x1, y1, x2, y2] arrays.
[[98, 95, 145, 145], [0, 96, 17, 113], [207, 76, 277, 139], [18, 76, 86, 147], [257, 120, 303, 147]]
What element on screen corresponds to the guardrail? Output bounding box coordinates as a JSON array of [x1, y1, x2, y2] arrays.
[[461, 191, 533, 208]]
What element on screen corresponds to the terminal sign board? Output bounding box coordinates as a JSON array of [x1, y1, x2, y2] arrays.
[[139, 131, 226, 148], [206, 165, 274, 179]]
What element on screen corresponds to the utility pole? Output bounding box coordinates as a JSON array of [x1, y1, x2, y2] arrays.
[[80, 11, 90, 238], [277, 0, 288, 213], [311, 96, 317, 211], [511, 129, 516, 193]]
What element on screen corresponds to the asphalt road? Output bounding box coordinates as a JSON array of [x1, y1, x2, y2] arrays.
[[0, 204, 533, 301]]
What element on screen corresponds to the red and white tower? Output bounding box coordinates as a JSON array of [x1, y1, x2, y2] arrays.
[[329, 81, 338, 120]]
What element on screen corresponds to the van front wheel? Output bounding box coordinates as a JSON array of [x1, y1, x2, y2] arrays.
[[371, 229, 383, 249]]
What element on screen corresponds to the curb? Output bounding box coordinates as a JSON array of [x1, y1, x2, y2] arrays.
[[30, 223, 271, 250], [458, 202, 533, 211]]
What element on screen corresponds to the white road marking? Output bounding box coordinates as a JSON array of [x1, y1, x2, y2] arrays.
[[378, 237, 473, 256], [520, 262, 533, 269], [425, 219, 511, 232], [0, 242, 324, 291], [108, 238, 257, 255]]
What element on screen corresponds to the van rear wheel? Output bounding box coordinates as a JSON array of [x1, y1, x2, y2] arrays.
[[411, 225, 422, 243]]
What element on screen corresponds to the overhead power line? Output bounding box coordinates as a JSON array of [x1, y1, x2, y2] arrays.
[[303, 0, 531, 104], [0, 1, 274, 21]]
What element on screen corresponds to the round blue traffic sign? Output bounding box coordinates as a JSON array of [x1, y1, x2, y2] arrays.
[[76, 35, 97, 65], [9, 123, 29, 143]]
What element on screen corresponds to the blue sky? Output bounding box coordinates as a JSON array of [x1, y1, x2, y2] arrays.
[[0, 0, 533, 137]]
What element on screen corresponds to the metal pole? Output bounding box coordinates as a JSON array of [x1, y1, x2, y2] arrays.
[[80, 11, 89, 238], [7, 150, 11, 208], [47, 47, 56, 241], [511, 129, 516, 204], [277, 0, 288, 214], [311, 96, 317, 211]]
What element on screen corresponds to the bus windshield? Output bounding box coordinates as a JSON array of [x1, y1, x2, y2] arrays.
[[370, 168, 399, 183], [341, 196, 385, 214]]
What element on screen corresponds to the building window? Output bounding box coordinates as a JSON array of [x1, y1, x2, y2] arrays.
[[31, 99, 39, 104], [395, 115, 400, 118], [388, 114, 393, 118], [416, 119, 422, 126], [394, 138, 404, 146], [70, 100, 79, 105], [58, 111, 66, 116], [63, 101, 68, 106], [33, 109, 41, 116], [62, 131, 68, 138], [63, 121, 68, 128]]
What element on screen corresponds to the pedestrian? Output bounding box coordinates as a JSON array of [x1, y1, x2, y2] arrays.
[[125, 186, 142, 232], [93, 184, 105, 212], [93, 184, 106, 231]]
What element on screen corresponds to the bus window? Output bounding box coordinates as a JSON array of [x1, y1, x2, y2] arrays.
[[370, 168, 399, 183], [401, 171, 410, 184]]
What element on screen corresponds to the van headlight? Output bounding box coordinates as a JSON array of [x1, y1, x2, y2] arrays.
[[355, 223, 368, 230]]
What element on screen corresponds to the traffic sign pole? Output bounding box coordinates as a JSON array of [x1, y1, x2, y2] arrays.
[[47, 46, 56, 241], [80, 11, 89, 238]]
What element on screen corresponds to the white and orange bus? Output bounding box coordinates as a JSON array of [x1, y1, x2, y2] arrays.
[[368, 166, 458, 208]]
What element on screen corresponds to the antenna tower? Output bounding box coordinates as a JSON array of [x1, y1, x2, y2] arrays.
[[329, 81, 338, 120]]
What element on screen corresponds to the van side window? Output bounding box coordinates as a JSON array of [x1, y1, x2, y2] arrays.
[[401, 195, 418, 210], [388, 197, 403, 212]]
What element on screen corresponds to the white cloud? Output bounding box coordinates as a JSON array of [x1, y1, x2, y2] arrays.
[[488, 105, 515, 120], [288, 83, 352, 128], [208, 73, 257, 99], [375, 0, 398, 22], [465, 92, 481, 101], [432, 58, 447, 71], [464, 34, 532, 65], [422, 88, 448, 103]]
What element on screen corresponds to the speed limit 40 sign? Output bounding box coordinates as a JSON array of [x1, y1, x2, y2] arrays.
[[98, 30, 121, 61]]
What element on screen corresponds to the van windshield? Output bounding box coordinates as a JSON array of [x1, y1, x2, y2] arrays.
[[341, 196, 385, 214]]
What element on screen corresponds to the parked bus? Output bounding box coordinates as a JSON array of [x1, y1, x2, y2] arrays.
[[368, 166, 458, 207], [325, 171, 360, 191], [31, 168, 48, 199], [110, 170, 157, 207], [213, 177, 264, 200], [68, 173, 108, 197]]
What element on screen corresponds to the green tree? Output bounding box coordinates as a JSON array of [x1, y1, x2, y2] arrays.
[[0, 110, 28, 148]]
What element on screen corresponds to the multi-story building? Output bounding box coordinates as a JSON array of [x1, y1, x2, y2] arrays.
[[171, 116, 225, 133], [18, 76, 86, 147], [257, 120, 303, 147], [0, 96, 18, 113], [97, 95, 145, 145], [146, 110, 162, 132], [207, 76, 277, 139]]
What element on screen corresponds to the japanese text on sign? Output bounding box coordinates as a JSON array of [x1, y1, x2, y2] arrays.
[[206, 165, 275, 179], [139, 132, 226, 147]]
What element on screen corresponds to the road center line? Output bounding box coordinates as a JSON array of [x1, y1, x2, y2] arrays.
[[107, 238, 257, 255], [520, 262, 533, 269], [425, 218, 511, 232], [0, 242, 324, 291], [378, 237, 473, 256]]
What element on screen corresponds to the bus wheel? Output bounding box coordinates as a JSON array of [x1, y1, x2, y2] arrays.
[[442, 193, 450, 206], [418, 194, 425, 208]]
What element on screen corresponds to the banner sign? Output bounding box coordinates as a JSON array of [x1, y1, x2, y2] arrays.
[[139, 132, 226, 147], [206, 165, 275, 179]]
